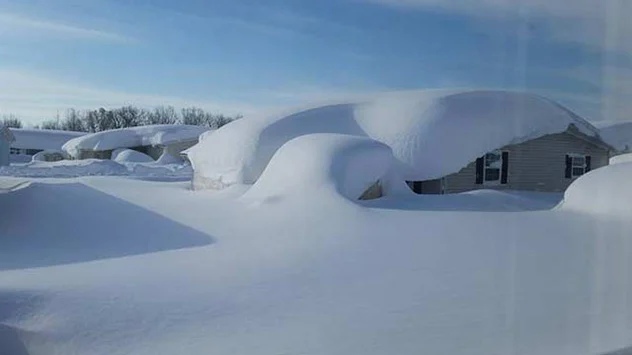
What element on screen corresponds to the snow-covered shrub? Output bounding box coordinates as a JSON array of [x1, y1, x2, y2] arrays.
[[111, 148, 154, 163], [31, 150, 67, 162]]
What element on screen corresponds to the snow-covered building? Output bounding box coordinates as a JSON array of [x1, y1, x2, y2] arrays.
[[62, 125, 210, 162], [188, 90, 614, 197], [9, 128, 85, 163], [0, 126, 15, 166]]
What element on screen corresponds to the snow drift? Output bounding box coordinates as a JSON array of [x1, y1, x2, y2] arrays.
[[189, 90, 600, 190], [242, 134, 394, 203], [63, 125, 209, 157], [112, 148, 155, 163], [561, 162, 632, 218]]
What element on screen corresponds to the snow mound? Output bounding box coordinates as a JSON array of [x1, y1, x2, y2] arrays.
[[189, 90, 600, 189], [242, 134, 394, 203], [593, 120, 632, 153], [31, 150, 67, 162], [63, 125, 209, 157], [112, 148, 154, 163], [561, 162, 632, 218], [10, 128, 84, 151], [611, 152, 632, 165]]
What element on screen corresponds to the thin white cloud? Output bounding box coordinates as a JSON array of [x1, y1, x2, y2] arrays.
[[362, 0, 631, 54], [0, 12, 133, 42], [0, 70, 258, 125]]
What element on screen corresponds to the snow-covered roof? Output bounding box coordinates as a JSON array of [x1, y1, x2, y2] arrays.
[[592, 120, 632, 153], [63, 125, 210, 158], [189, 90, 604, 188], [10, 128, 84, 150]]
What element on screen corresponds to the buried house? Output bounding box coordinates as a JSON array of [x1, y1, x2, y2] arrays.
[[187, 90, 613, 197], [9, 128, 85, 163], [62, 125, 210, 162]]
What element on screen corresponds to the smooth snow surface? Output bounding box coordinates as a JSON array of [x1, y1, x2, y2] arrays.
[[611, 153, 632, 164], [9, 128, 85, 151], [63, 125, 209, 157], [561, 162, 632, 218], [112, 148, 155, 163], [189, 90, 601, 189], [0, 175, 631, 355], [243, 134, 393, 203], [593, 120, 632, 153]]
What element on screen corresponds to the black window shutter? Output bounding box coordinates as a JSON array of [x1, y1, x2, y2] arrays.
[[565, 155, 572, 178], [501, 151, 509, 184], [475, 157, 484, 184], [585, 156, 592, 172]]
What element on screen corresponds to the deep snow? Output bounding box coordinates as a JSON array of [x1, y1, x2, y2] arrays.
[[0, 172, 631, 355], [0, 159, 192, 180], [112, 148, 155, 163], [189, 90, 601, 189], [62, 125, 209, 158]]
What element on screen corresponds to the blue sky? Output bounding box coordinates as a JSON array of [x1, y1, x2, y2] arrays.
[[0, 0, 630, 125]]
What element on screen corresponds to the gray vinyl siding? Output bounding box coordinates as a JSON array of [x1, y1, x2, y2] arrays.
[[443, 132, 609, 193]]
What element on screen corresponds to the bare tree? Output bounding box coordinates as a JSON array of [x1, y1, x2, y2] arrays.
[[62, 109, 86, 132], [145, 106, 178, 125], [181, 107, 207, 126], [1, 114, 23, 128]]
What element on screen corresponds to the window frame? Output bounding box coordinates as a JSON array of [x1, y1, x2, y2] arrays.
[[483, 150, 504, 186], [568, 153, 587, 178]]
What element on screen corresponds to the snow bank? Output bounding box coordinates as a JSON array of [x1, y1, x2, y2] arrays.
[[9, 128, 84, 151], [0, 159, 192, 179], [189, 90, 600, 189], [112, 148, 154, 163], [593, 120, 632, 153], [242, 134, 394, 203], [611, 152, 632, 164], [561, 162, 632, 218], [63, 125, 209, 157]]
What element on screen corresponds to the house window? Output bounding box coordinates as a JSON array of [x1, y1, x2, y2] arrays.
[[9, 147, 21, 155], [476, 150, 509, 185], [566, 154, 590, 178], [484, 150, 502, 183]]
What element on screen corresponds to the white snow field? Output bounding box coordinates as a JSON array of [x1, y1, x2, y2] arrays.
[[189, 90, 600, 190], [0, 160, 631, 355], [62, 124, 210, 158]]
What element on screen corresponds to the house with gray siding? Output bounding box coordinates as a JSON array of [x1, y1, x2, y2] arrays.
[[408, 125, 612, 194]]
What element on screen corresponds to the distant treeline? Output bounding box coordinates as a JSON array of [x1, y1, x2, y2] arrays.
[[1, 106, 242, 132]]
